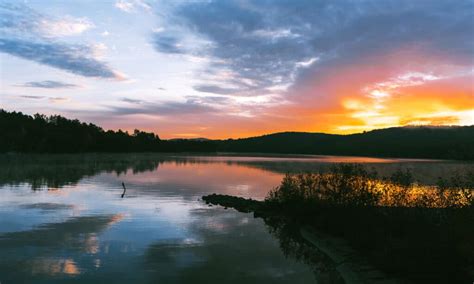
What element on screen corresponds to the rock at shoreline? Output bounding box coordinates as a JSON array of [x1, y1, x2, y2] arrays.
[[202, 194, 263, 213]]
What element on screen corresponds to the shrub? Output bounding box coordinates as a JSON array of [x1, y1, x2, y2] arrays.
[[266, 164, 473, 208]]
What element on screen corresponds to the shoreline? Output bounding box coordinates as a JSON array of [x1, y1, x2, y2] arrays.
[[202, 194, 400, 283], [202, 193, 473, 283], [0, 152, 460, 163]]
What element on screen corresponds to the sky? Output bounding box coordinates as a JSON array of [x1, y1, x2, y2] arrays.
[[0, 0, 473, 139]]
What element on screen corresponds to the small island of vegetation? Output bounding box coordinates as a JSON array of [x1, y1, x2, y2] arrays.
[[203, 164, 474, 282]]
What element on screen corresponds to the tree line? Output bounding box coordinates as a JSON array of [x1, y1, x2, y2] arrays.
[[0, 110, 216, 153], [217, 127, 474, 160], [1, 109, 473, 160]]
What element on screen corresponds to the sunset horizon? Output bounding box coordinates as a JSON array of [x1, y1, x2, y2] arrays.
[[1, 1, 474, 283], [5, 108, 474, 140], [1, 1, 473, 139]]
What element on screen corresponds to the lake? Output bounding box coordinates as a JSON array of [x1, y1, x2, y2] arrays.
[[0, 154, 472, 283]]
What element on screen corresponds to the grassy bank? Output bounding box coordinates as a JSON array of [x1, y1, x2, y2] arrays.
[[203, 164, 474, 282]]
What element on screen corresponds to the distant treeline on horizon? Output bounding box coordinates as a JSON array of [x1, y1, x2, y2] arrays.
[[1, 109, 473, 160]]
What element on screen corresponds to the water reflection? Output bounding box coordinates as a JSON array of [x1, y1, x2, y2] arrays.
[[0, 154, 472, 283], [144, 208, 315, 283], [259, 165, 473, 282], [0, 214, 123, 249], [0, 214, 123, 281], [29, 258, 80, 276], [1, 153, 472, 191], [264, 217, 346, 284], [19, 203, 75, 211]]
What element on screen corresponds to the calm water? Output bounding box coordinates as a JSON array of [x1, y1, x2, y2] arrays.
[[0, 154, 471, 283]]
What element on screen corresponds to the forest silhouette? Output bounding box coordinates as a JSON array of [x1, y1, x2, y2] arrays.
[[2, 109, 473, 160]]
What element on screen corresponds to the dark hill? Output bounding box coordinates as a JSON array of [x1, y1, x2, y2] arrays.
[[217, 127, 474, 160]]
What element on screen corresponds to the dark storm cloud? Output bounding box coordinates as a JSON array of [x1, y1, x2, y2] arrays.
[[19, 80, 78, 89], [0, 2, 123, 79], [154, 0, 474, 96]]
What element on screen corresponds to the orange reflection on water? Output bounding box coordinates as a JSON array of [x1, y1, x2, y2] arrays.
[[108, 213, 125, 225], [122, 160, 284, 199], [30, 258, 80, 276], [83, 233, 99, 254]]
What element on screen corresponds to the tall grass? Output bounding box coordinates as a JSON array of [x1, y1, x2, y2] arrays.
[[264, 164, 474, 282], [266, 164, 473, 208]]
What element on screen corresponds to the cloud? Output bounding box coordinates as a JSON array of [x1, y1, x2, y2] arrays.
[[19, 95, 45, 99], [0, 38, 123, 79], [153, 0, 473, 100], [121, 97, 143, 104], [152, 35, 185, 54], [105, 91, 286, 130], [115, 0, 134, 13], [0, 3, 123, 80], [186, 95, 232, 105], [49, 97, 70, 103], [39, 16, 94, 37], [19, 80, 78, 89], [17, 94, 71, 103], [109, 99, 217, 116], [146, 0, 474, 135], [193, 84, 241, 95], [17, 94, 70, 103], [115, 0, 151, 13], [0, 3, 93, 37]]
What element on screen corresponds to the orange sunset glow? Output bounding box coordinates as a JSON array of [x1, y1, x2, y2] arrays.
[[94, 46, 473, 139], [1, 1, 473, 138], [1, 2, 474, 283]]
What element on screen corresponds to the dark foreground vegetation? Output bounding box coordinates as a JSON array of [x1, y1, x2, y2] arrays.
[[2, 109, 474, 160], [203, 165, 474, 283]]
